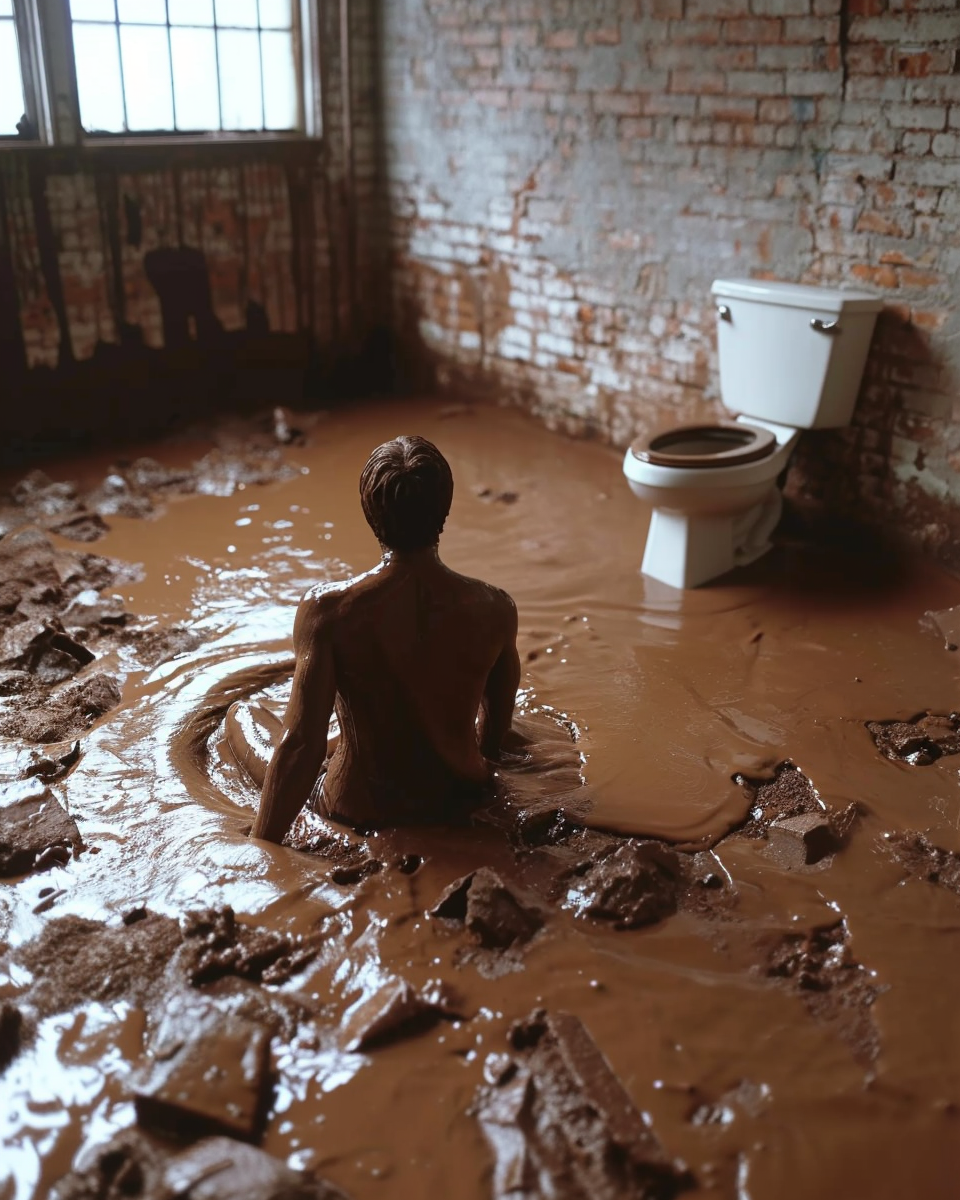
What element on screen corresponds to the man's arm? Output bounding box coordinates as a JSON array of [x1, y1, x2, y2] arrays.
[[479, 595, 521, 761], [251, 593, 336, 844]]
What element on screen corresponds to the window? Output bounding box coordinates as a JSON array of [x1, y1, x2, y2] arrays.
[[0, 2, 27, 136], [2, 0, 317, 143]]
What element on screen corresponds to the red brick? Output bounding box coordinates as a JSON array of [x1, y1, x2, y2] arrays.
[[501, 25, 539, 47], [856, 211, 913, 238], [669, 69, 726, 94], [899, 267, 944, 289], [593, 93, 643, 116], [723, 17, 783, 42], [544, 29, 579, 49], [587, 26, 621, 45]]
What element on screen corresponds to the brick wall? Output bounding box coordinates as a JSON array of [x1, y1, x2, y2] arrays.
[[381, 0, 960, 564]]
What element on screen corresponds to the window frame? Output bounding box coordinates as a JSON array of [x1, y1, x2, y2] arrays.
[[3, 0, 322, 147]]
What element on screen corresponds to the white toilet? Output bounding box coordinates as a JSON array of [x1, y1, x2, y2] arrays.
[[623, 278, 884, 589]]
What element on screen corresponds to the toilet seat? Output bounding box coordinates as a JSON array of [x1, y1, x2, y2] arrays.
[[630, 421, 776, 470]]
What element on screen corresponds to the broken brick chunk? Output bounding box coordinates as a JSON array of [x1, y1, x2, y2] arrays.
[[341, 977, 464, 1051], [0, 781, 81, 876], [133, 1003, 272, 1143], [475, 1009, 692, 1200], [767, 803, 858, 869], [429, 867, 543, 950], [162, 1137, 349, 1199]]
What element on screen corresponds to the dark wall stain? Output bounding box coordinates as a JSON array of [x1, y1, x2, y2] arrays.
[[27, 160, 74, 367]]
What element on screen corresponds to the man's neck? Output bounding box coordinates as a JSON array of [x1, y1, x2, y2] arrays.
[[380, 544, 443, 571]]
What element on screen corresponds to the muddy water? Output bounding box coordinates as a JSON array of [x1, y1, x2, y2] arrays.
[[2, 397, 960, 1198]]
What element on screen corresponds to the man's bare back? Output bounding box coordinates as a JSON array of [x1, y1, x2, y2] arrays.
[[251, 436, 521, 844]]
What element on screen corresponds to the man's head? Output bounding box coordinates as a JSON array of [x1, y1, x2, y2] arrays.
[[360, 435, 454, 551]]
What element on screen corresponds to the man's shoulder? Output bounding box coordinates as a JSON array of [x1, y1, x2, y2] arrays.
[[450, 571, 517, 617], [299, 577, 357, 622]]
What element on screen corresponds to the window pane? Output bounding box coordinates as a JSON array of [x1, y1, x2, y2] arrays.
[[73, 24, 125, 132], [169, 0, 213, 24], [0, 20, 25, 136], [259, 0, 292, 29], [215, 0, 258, 28], [261, 30, 295, 129], [120, 25, 173, 130], [218, 28, 262, 128], [171, 27, 219, 130], [70, 0, 116, 19], [0, 1, 14, 17], [117, 0, 166, 23]]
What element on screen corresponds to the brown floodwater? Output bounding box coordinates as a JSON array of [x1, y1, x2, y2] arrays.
[[2, 397, 960, 1198]]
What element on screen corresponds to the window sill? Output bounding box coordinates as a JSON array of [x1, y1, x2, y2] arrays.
[[80, 130, 320, 149], [0, 132, 322, 163]]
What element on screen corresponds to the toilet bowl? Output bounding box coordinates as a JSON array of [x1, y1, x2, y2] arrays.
[[623, 279, 883, 589]]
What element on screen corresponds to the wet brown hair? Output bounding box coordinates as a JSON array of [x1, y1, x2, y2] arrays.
[[359, 435, 454, 551]]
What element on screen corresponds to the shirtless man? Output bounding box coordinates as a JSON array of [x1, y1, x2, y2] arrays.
[[250, 435, 521, 844]]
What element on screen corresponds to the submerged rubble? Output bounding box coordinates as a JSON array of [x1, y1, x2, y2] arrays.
[[53, 1131, 348, 1200], [475, 1009, 692, 1200], [879, 830, 960, 895], [0, 780, 82, 876], [558, 839, 683, 929], [179, 905, 325, 987], [0, 408, 313, 547], [0, 525, 196, 743], [730, 761, 858, 865], [429, 867, 545, 976], [761, 919, 882, 1066], [133, 1001, 273, 1143], [866, 712, 960, 766], [341, 977, 464, 1051]]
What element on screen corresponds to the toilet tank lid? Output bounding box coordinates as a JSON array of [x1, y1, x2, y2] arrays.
[[711, 278, 884, 314]]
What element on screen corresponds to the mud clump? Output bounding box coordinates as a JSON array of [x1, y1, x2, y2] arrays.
[[472, 484, 520, 505], [0, 471, 85, 539], [0, 782, 82, 876], [285, 807, 383, 884], [560, 839, 682, 929], [879, 830, 960, 895], [429, 867, 545, 978], [866, 712, 960, 766], [0, 671, 122, 743], [49, 512, 112, 543], [475, 1009, 692, 1200], [52, 1130, 349, 1200], [12, 623, 96, 684], [10, 911, 182, 1018], [430, 867, 544, 950], [731, 761, 857, 862], [762, 919, 881, 1065], [179, 906, 324, 987], [118, 625, 202, 668]]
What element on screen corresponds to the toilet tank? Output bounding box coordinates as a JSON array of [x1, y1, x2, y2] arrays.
[[711, 279, 883, 429]]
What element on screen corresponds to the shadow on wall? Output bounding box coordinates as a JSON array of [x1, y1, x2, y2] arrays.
[[785, 308, 960, 569], [0, 147, 394, 467]]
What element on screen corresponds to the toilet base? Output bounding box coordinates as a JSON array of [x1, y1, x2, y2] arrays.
[[641, 489, 783, 589]]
